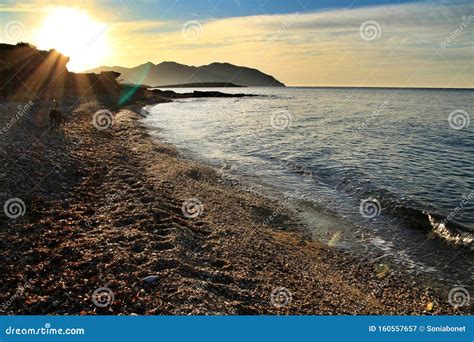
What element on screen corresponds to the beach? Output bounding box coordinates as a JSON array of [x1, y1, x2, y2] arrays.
[[0, 96, 466, 315]]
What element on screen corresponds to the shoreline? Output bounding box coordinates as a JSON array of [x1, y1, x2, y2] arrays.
[[140, 101, 472, 299], [140, 93, 474, 287], [0, 97, 467, 314]]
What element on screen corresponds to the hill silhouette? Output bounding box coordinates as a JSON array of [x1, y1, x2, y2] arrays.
[[0, 43, 121, 101], [87, 61, 285, 87], [0, 43, 259, 104], [159, 82, 244, 88]]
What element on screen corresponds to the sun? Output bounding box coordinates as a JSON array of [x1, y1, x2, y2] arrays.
[[36, 8, 109, 72]]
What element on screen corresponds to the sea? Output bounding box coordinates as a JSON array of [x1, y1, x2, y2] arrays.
[[142, 87, 474, 288]]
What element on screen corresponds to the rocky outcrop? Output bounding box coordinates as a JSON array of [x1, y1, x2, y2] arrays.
[[0, 43, 121, 101]]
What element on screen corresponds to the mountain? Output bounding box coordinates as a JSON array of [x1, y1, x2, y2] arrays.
[[87, 61, 285, 87]]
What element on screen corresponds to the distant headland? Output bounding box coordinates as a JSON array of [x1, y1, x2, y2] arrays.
[[87, 61, 285, 87], [157, 82, 245, 88]]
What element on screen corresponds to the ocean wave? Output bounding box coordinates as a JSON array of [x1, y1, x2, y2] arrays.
[[427, 213, 474, 247], [280, 160, 473, 248]]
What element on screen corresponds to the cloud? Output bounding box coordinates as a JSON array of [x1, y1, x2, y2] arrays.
[[3, 1, 471, 87], [103, 2, 472, 87], [0, 3, 45, 13], [111, 20, 170, 34]]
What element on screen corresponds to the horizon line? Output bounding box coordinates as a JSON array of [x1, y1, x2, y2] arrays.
[[284, 86, 474, 90]]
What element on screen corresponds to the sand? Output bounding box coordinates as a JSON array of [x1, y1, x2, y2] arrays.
[[0, 97, 465, 315]]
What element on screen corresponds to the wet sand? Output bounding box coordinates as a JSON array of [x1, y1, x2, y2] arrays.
[[0, 97, 465, 315]]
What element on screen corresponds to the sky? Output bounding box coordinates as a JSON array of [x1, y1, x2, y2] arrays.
[[0, 0, 473, 87]]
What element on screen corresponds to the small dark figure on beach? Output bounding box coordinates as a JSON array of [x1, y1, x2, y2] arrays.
[[49, 99, 63, 130]]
